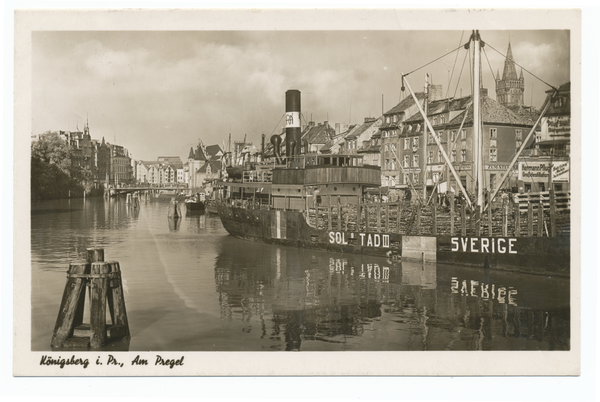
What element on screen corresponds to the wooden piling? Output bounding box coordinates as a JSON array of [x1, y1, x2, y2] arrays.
[[90, 262, 109, 349], [514, 202, 521, 237], [328, 195, 332, 231], [106, 261, 130, 341], [385, 204, 390, 233], [167, 199, 181, 219], [450, 192, 455, 236], [461, 202, 466, 237], [502, 200, 508, 237], [51, 261, 89, 349], [416, 203, 422, 235], [528, 202, 533, 237], [432, 203, 437, 235], [487, 202, 493, 236], [51, 248, 130, 350], [537, 200, 544, 237], [549, 188, 556, 237]]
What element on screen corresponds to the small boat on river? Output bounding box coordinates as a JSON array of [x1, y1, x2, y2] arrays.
[[185, 192, 206, 212]]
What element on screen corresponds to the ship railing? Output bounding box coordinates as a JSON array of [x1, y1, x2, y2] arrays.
[[514, 191, 570, 212], [301, 193, 569, 238], [242, 170, 273, 183]]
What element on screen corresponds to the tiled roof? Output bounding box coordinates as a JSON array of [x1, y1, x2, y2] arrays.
[[403, 96, 537, 128], [198, 160, 221, 173], [302, 123, 335, 145], [346, 118, 379, 140]]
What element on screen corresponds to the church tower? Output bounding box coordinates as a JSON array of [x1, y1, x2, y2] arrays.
[[495, 41, 525, 107]]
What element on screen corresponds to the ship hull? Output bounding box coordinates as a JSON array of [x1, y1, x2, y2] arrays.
[[218, 204, 570, 277]]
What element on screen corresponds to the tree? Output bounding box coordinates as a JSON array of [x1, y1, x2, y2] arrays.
[[31, 131, 71, 175]]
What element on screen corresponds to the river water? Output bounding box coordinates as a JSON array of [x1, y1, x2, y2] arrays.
[[31, 196, 570, 351]]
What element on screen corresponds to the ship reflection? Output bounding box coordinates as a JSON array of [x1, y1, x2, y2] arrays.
[[213, 237, 570, 351], [214, 237, 439, 350]]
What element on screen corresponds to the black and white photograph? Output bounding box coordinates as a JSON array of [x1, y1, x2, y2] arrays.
[[10, 8, 589, 382]]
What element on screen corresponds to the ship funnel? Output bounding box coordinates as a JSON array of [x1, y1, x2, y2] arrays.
[[270, 134, 283, 165], [285, 89, 301, 158]]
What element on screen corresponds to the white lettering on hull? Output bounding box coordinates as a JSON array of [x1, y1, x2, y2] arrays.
[[328, 232, 390, 248], [450, 237, 517, 254]]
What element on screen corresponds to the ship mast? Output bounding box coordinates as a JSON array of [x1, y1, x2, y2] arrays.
[[472, 30, 484, 213]]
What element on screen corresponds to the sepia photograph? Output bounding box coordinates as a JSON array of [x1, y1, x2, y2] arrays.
[[11, 8, 587, 381]]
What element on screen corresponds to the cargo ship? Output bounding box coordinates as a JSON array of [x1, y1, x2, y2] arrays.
[[217, 31, 570, 277]]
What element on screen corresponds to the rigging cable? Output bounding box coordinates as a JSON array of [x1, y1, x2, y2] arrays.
[[446, 31, 465, 99], [452, 49, 469, 99], [403, 44, 464, 78]]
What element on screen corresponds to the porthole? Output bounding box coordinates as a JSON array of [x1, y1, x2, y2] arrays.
[[334, 187, 337, 191], [353, 187, 356, 191]]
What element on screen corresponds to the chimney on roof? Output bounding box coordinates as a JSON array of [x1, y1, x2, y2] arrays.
[[429, 84, 443, 101]]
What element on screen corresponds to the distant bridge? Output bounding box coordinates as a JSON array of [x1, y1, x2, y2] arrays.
[[108, 185, 189, 195]]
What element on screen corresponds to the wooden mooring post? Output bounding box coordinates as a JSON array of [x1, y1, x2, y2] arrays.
[[167, 198, 182, 219], [51, 248, 130, 350]]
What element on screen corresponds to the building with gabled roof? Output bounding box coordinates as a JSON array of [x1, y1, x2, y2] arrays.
[[301, 121, 336, 153]]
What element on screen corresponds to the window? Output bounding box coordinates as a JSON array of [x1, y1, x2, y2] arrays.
[[391, 159, 396, 170], [403, 155, 410, 167], [393, 115, 398, 123], [391, 144, 396, 152], [489, 148, 497, 162], [432, 117, 437, 125], [441, 115, 446, 124], [515, 129, 522, 141], [438, 131, 444, 142], [490, 128, 497, 138], [385, 159, 389, 169], [408, 125, 412, 133], [386, 116, 390, 123], [404, 138, 410, 150], [536, 134, 542, 143], [432, 172, 440, 183], [428, 133, 434, 144], [461, 149, 467, 162], [412, 137, 419, 149], [461, 129, 467, 140], [438, 150, 443, 162], [417, 124, 421, 132], [451, 131, 457, 142], [428, 151, 433, 163], [382, 176, 388, 186], [384, 144, 389, 152], [404, 173, 409, 184], [490, 139, 497, 148], [412, 173, 419, 183], [451, 150, 457, 162], [412, 155, 419, 167]]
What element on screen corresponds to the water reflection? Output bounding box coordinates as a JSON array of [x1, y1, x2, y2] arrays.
[[214, 238, 569, 351]]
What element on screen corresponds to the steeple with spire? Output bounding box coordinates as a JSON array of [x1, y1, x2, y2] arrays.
[[495, 40, 525, 107]]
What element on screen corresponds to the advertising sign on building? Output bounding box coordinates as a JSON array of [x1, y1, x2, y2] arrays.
[[518, 161, 569, 182]]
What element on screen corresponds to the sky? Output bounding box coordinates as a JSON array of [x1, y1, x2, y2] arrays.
[[32, 29, 570, 162]]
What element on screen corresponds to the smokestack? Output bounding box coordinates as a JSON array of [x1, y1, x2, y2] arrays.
[[261, 133, 265, 159], [285, 89, 301, 158]]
